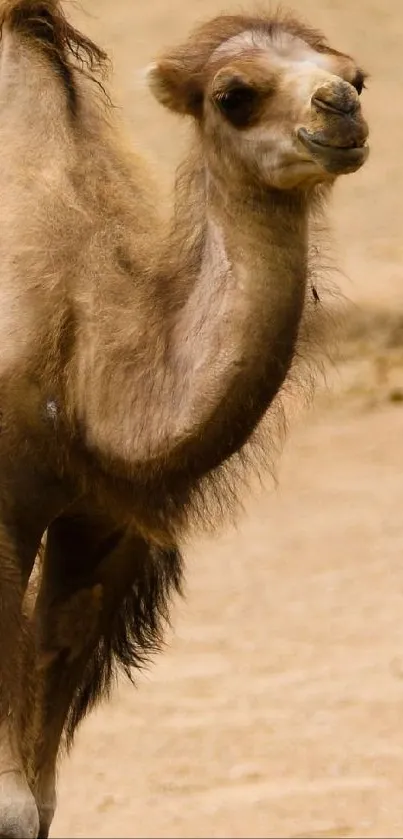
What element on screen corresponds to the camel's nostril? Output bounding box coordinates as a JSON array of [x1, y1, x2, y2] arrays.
[[312, 95, 356, 117]]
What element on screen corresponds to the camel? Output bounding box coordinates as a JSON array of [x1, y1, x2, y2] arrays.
[[0, 0, 369, 835]]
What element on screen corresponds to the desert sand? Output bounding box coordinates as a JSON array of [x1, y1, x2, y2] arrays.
[[52, 0, 403, 836]]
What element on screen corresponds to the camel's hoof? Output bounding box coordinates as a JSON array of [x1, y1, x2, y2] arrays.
[[0, 771, 39, 838]]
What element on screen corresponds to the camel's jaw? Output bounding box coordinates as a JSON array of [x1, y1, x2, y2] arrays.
[[297, 127, 369, 175]]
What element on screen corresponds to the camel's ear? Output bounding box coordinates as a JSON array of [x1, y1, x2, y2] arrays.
[[146, 59, 203, 117]]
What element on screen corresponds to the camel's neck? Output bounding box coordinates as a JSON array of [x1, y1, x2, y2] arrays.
[[82, 138, 315, 506], [162, 145, 310, 472]]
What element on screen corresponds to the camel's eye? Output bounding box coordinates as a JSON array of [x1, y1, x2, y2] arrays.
[[352, 71, 366, 95], [215, 84, 260, 129]]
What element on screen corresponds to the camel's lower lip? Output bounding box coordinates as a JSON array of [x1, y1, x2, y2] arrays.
[[297, 127, 369, 173]]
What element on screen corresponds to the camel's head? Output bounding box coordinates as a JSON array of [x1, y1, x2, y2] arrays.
[[148, 12, 369, 190]]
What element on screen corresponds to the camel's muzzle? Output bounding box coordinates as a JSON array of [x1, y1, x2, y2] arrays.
[[297, 127, 369, 174], [297, 79, 369, 175]]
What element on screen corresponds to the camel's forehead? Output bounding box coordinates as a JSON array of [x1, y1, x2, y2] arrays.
[[211, 29, 339, 74]]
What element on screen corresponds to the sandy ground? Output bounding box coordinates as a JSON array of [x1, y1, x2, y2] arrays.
[[52, 0, 403, 836]]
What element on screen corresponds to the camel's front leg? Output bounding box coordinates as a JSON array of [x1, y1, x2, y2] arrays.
[[24, 508, 116, 838], [0, 523, 40, 839], [29, 583, 104, 838], [0, 719, 38, 839], [27, 505, 180, 838]]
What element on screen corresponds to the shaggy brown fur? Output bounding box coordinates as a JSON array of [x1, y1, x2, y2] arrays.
[[0, 1, 369, 835]]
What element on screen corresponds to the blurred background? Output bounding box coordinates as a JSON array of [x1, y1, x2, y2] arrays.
[[53, 1, 403, 836]]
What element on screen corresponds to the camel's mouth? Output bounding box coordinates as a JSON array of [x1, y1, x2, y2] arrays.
[[297, 127, 369, 174]]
